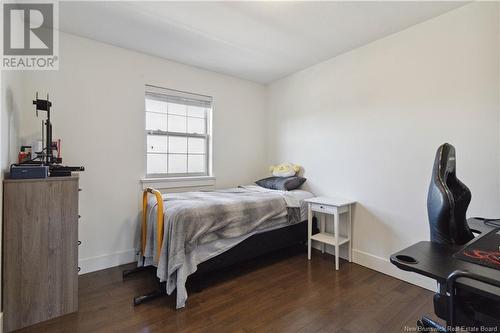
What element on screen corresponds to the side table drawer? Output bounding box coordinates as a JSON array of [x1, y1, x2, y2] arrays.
[[311, 203, 336, 214]]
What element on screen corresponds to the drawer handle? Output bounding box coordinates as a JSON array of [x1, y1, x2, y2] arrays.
[[78, 215, 81, 219], [320, 206, 324, 209], [79, 188, 82, 192], [78, 240, 82, 246], [78, 267, 81, 272]]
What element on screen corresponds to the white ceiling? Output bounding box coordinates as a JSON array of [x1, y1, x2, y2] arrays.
[[59, 1, 466, 84]]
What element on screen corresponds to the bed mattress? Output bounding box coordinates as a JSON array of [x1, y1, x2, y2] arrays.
[[139, 185, 314, 308]]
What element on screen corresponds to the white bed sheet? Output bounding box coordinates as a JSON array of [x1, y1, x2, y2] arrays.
[[191, 186, 313, 265]]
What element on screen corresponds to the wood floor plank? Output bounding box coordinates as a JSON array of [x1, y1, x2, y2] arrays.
[[16, 249, 434, 333]]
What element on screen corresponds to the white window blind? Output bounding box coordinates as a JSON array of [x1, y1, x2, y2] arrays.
[[145, 85, 212, 177]]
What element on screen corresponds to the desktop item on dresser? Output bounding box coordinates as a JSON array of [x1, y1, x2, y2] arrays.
[[9, 164, 49, 179], [17, 145, 32, 163]]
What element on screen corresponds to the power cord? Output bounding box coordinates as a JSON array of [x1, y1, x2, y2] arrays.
[[471, 217, 500, 228]]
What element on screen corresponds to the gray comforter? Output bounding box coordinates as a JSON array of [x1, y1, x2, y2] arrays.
[[140, 186, 310, 308]]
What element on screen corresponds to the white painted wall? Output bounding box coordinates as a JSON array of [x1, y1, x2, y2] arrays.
[[11, 32, 268, 273], [1, 72, 24, 174], [266, 2, 500, 289], [1, 71, 25, 313]]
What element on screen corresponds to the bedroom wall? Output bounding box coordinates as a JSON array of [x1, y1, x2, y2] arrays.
[[1, 71, 25, 315], [11, 32, 268, 273], [266, 2, 500, 289], [1, 72, 24, 175]]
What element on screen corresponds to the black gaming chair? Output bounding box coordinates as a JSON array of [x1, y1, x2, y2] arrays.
[[422, 143, 495, 332], [427, 143, 474, 245]]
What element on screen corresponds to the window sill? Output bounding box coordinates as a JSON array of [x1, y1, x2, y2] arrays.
[[140, 176, 216, 190]]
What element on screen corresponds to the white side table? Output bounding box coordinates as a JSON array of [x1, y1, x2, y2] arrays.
[[305, 196, 356, 270]]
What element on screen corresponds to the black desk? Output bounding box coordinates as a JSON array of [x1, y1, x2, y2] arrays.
[[468, 218, 495, 235], [390, 219, 500, 301]]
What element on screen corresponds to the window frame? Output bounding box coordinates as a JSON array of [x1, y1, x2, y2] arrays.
[[144, 86, 212, 179]]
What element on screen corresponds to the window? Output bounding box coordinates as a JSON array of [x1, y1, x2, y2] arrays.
[[145, 85, 212, 177]]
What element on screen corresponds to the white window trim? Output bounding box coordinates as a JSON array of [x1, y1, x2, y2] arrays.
[[144, 85, 213, 179], [140, 175, 216, 190]]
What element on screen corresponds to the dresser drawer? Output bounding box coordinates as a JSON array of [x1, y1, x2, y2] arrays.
[[310, 203, 336, 214], [3, 176, 79, 332]]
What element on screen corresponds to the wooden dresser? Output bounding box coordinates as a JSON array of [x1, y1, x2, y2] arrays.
[[2, 176, 79, 332]]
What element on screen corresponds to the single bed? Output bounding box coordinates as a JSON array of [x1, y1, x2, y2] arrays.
[[124, 185, 314, 309]]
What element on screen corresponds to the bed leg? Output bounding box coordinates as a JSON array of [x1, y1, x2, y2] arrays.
[[122, 257, 149, 280], [190, 276, 204, 293], [122, 266, 149, 279], [133, 281, 166, 306], [133, 289, 165, 306]]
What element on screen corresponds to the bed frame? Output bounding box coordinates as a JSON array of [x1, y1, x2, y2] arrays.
[[123, 187, 317, 306]]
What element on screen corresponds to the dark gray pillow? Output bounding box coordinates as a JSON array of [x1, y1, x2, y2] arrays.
[[255, 176, 306, 191]]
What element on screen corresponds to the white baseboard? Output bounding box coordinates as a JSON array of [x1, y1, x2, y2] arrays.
[[79, 249, 136, 274], [352, 248, 436, 292], [0, 312, 3, 333]]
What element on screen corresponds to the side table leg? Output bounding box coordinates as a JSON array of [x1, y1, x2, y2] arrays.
[[308, 203, 312, 260], [334, 209, 339, 270], [320, 214, 325, 254], [348, 205, 352, 263]]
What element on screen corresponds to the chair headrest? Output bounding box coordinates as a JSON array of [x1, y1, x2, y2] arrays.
[[434, 143, 456, 182]]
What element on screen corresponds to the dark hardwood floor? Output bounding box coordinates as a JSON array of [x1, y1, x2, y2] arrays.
[[18, 249, 436, 333]]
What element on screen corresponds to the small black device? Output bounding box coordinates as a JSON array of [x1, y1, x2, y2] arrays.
[[50, 165, 85, 177], [10, 165, 49, 179]]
